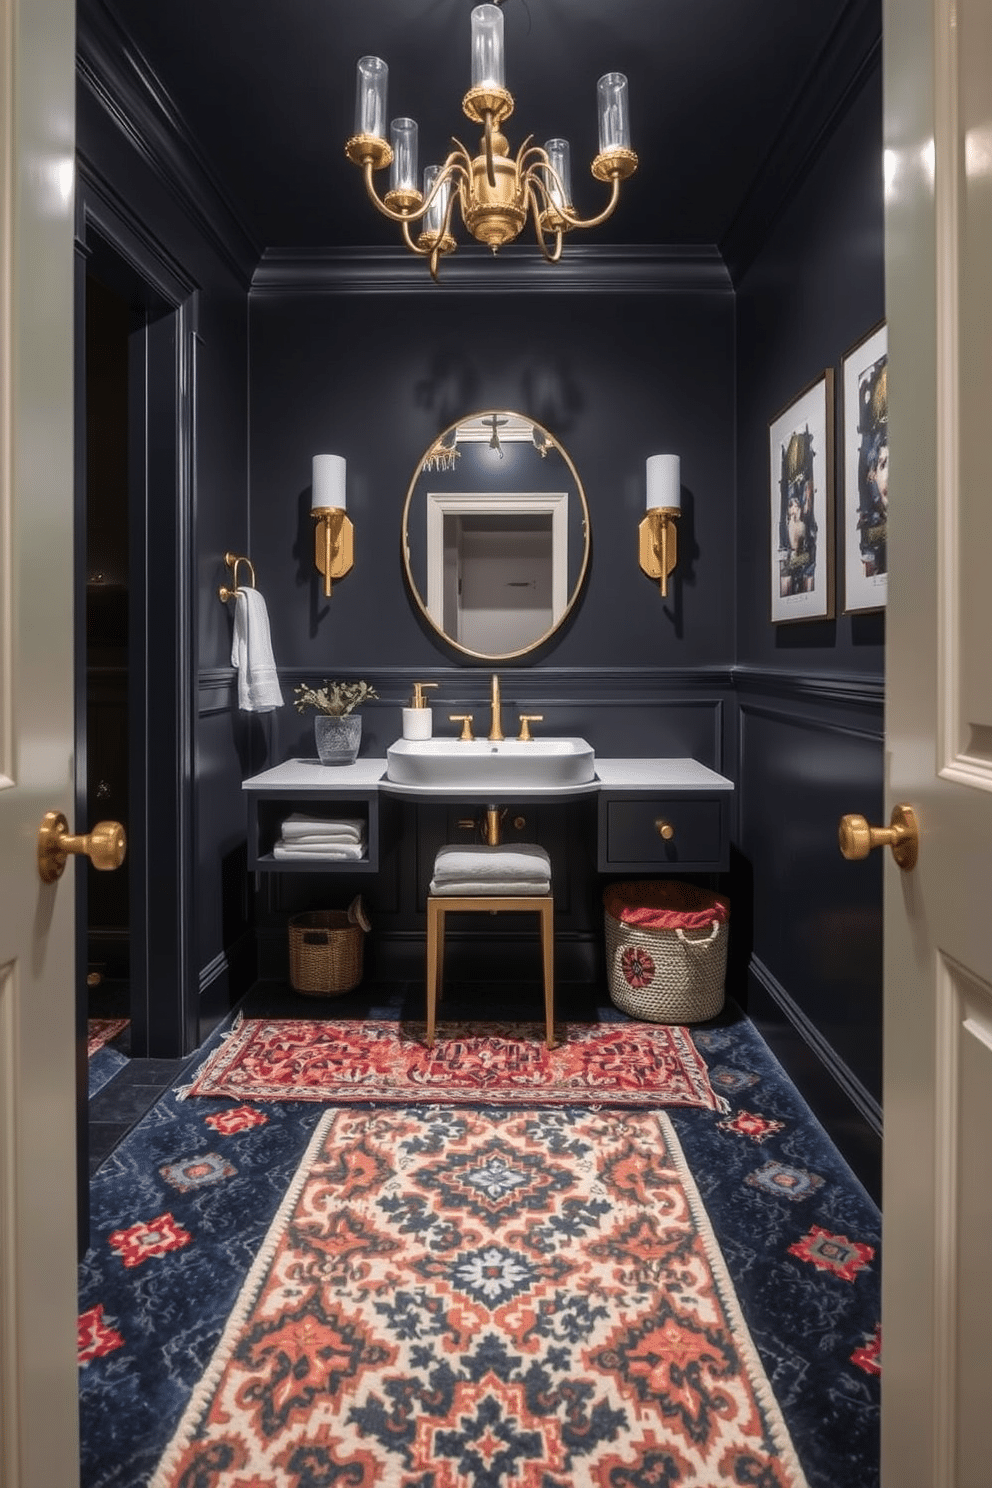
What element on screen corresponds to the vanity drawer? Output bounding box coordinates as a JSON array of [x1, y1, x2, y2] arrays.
[[598, 793, 729, 872]]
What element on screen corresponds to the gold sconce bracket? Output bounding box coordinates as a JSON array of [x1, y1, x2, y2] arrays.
[[639, 506, 680, 597], [312, 508, 354, 598]]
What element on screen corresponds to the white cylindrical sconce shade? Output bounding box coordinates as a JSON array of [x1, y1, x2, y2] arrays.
[[312, 454, 347, 511], [390, 118, 418, 193], [646, 454, 681, 510], [354, 56, 388, 140], [423, 165, 451, 236], [471, 4, 505, 88], [543, 138, 573, 209], [597, 72, 631, 154]]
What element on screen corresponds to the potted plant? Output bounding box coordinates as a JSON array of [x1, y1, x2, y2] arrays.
[[294, 679, 379, 765]]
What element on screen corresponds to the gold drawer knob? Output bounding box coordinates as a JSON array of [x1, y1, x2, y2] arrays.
[[655, 819, 675, 840]]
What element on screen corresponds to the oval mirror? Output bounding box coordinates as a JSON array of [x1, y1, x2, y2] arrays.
[[402, 411, 590, 661]]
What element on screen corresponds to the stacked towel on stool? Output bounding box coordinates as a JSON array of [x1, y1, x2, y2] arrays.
[[429, 843, 551, 896], [273, 813, 366, 862]]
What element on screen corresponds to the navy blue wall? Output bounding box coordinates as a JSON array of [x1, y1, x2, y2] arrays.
[[733, 63, 885, 1195], [247, 287, 736, 674]]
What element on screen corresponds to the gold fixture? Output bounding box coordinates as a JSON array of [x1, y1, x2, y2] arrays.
[[838, 803, 919, 872], [488, 673, 504, 741], [639, 509, 680, 597], [311, 454, 354, 598], [218, 551, 255, 603], [345, 6, 637, 281], [483, 806, 507, 846], [655, 819, 675, 841], [37, 810, 127, 885], [518, 714, 543, 741], [450, 714, 475, 740], [312, 508, 354, 599], [411, 682, 439, 708], [639, 455, 682, 597]]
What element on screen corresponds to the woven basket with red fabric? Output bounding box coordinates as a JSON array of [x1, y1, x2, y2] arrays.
[[603, 880, 730, 1024]]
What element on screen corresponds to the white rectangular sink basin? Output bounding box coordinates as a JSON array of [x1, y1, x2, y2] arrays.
[[386, 736, 596, 790]]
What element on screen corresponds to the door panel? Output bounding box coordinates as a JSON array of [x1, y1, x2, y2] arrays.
[[883, 0, 992, 1481], [0, 0, 81, 1482]]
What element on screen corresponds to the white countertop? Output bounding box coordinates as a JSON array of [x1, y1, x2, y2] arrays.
[[243, 757, 733, 795]]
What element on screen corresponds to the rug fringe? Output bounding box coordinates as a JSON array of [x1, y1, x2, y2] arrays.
[[148, 1108, 334, 1486], [174, 1013, 244, 1102], [657, 1111, 812, 1487]]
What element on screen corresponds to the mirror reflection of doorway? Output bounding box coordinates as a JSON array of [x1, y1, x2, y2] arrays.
[[444, 511, 555, 654]]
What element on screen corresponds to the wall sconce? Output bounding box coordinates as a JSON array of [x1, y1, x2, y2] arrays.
[[311, 454, 354, 597], [639, 454, 681, 596]]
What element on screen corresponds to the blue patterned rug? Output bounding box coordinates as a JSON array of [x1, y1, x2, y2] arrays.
[[78, 993, 880, 1487]]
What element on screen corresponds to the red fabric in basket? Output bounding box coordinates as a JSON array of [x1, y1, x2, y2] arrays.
[[603, 879, 730, 932]]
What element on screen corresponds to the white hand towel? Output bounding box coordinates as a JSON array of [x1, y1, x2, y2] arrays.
[[431, 844, 551, 884], [231, 588, 284, 712], [273, 840, 366, 860], [280, 814, 365, 842]]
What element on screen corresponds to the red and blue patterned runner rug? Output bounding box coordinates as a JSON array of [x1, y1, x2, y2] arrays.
[[178, 1016, 726, 1109], [148, 1104, 809, 1487]]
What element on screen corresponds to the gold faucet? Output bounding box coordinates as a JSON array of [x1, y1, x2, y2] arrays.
[[488, 673, 505, 741]]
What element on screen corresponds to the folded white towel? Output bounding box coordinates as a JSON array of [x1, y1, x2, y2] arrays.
[[431, 844, 552, 884], [231, 589, 284, 712], [280, 832, 367, 846], [429, 878, 551, 897], [273, 840, 367, 861], [281, 814, 365, 842]]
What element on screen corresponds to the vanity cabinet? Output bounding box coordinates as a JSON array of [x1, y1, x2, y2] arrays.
[[597, 794, 729, 873], [242, 757, 733, 878], [592, 758, 733, 874]]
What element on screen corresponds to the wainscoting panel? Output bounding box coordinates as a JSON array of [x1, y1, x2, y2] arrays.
[[735, 672, 883, 1197]]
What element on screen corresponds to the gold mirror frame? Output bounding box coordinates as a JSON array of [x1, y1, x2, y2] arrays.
[[401, 411, 591, 662]]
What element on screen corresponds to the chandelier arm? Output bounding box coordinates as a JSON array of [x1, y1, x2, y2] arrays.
[[526, 179, 564, 263], [544, 171, 624, 232], [400, 219, 432, 256], [361, 156, 468, 226]]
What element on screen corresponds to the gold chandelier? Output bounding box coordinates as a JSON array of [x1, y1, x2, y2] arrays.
[[344, 3, 637, 280]]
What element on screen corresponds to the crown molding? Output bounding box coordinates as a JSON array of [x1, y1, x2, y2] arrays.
[[76, 0, 261, 288], [250, 244, 734, 297], [719, 0, 882, 285]]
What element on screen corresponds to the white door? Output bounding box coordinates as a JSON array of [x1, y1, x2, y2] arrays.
[[0, 0, 81, 1484], [882, 0, 992, 1483]]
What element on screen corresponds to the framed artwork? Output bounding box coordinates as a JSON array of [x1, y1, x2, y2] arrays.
[[841, 322, 888, 613], [769, 370, 835, 623]]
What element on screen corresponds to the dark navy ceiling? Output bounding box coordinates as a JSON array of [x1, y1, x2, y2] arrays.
[[88, 0, 880, 264]]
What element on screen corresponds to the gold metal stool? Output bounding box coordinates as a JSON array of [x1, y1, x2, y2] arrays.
[[425, 893, 555, 1050]]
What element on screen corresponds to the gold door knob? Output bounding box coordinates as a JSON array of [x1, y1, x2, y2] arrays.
[[37, 810, 127, 884], [838, 803, 918, 872], [655, 819, 675, 840]]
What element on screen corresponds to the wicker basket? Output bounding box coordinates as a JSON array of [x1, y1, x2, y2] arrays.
[[288, 902, 367, 996], [603, 880, 729, 1023]]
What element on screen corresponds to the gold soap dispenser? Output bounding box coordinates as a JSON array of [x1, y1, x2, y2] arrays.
[[402, 681, 438, 741]]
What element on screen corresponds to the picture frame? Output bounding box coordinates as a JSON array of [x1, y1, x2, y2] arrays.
[[841, 322, 888, 613], [769, 370, 835, 624]]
